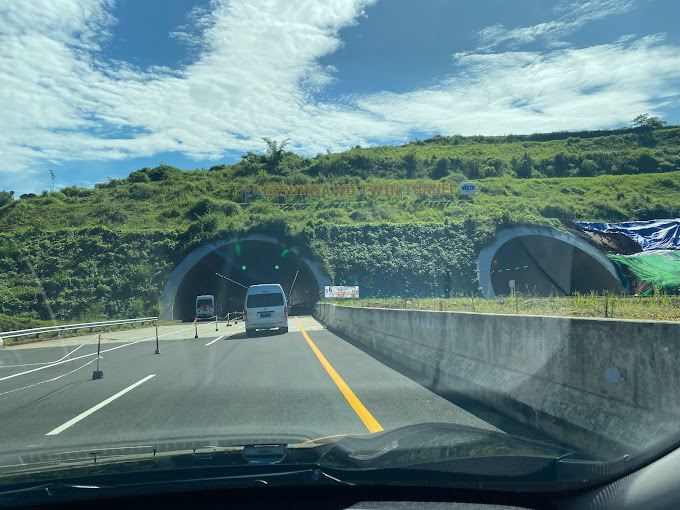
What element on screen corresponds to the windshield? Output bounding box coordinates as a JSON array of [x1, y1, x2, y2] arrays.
[[1, 0, 680, 499], [247, 293, 284, 308]]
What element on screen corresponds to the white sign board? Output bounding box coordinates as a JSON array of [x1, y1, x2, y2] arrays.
[[460, 182, 477, 195], [325, 286, 360, 299]]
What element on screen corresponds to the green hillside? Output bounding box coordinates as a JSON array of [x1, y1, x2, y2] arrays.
[[1, 125, 678, 326], [2, 125, 679, 234]]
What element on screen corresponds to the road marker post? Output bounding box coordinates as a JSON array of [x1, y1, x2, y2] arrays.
[[215, 314, 219, 332], [154, 323, 160, 354], [92, 334, 103, 379], [226, 312, 232, 327], [194, 318, 198, 338]]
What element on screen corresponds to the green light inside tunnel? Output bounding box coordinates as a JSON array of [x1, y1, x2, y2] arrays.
[[241, 265, 246, 270], [280, 249, 289, 258], [275, 265, 279, 270], [235, 243, 241, 256]]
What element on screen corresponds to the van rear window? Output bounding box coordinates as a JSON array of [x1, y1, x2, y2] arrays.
[[197, 299, 213, 307], [247, 293, 284, 308]]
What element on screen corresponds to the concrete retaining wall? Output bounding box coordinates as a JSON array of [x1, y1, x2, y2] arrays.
[[316, 304, 680, 457]]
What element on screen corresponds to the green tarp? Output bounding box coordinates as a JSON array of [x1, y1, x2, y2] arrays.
[[608, 251, 680, 295]]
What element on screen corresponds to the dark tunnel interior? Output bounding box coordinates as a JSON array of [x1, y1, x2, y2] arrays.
[[490, 235, 624, 297], [174, 241, 321, 321]]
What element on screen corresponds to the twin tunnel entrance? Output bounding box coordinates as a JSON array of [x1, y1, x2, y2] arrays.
[[161, 237, 330, 322], [161, 228, 627, 321]]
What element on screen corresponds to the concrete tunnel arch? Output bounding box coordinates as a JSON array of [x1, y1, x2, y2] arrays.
[[160, 235, 331, 321], [477, 226, 626, 299]]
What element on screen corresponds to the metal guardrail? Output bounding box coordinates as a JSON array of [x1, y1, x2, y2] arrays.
[[0, 317, 159, 340]]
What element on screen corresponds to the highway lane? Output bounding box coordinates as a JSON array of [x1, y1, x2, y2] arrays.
[[0, 322, 206, 387], [0, 316, 556, 467]]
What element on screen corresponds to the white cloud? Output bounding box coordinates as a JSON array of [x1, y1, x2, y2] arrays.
[[476, 0, 636, 51], [0, 0, 386, 190], [0, 0, 679, 195], [355, 35, 680, 135]]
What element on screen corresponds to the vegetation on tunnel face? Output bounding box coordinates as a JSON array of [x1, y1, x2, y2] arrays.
[[0, 222, 481, 325]]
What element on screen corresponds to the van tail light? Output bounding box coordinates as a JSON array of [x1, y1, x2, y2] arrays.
[[284, 305, 288, 320], [243, 309, 247, 321]]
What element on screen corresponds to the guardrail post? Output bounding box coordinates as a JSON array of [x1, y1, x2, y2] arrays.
[[226, 313, 232, 327], [154, 323, 160, 355], [92, 334, 103, 379]]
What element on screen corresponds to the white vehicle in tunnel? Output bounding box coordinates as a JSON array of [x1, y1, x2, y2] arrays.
[[195, 294, 215, 320], [244, 284, 289, 336]]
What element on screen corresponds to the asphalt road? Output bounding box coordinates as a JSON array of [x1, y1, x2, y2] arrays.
[[0, 316, 555, 468]]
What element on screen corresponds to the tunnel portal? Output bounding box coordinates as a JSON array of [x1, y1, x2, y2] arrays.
[[161, 238, 329, 321], [490, 236, 624, 297], [478, 227, 625, 298]]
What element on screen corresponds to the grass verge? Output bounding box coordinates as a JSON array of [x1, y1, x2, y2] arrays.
[[328, 291, 680, 321]]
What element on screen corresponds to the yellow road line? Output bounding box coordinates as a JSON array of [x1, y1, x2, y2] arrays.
[[294, 316, 383, 433]]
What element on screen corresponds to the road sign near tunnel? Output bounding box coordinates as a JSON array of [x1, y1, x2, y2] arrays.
[[460, 182, 477, 195], [325, 286, 360, 299]]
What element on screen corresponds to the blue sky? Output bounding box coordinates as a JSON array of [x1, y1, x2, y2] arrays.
[[1, 0, 680, 195]]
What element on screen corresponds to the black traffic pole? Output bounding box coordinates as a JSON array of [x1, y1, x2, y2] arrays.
[[92, 333, 103, 379], [194, 318, 198, 338], [154, 323, 160, 354]]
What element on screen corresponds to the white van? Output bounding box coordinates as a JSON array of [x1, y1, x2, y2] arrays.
[[244, 284, 288, 337], [195, 294, 215, 320]]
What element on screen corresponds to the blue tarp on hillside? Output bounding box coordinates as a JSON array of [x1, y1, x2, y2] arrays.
[[575, 219, 680, 251]]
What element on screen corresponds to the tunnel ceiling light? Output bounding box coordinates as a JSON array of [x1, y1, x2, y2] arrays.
[[280, 249, 289, 258], [235, 244, 242, 256]]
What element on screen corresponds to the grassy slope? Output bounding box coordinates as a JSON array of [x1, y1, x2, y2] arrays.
[[1, 171, 678, 238], [366, 126, 680, 165], [1, 126, 679, 234]]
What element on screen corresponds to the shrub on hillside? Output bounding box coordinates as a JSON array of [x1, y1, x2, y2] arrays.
[[189, 198, 219, 216], [223, 200, 241, 216], [61, 186, 89, 197], [0, 191, 14, 207], [147, 165, 181, 181], [129, 183, 153, 199], [128, 170, 151, 183]]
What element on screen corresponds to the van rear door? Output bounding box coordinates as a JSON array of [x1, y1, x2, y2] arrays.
[[247, 291, 285, 326]]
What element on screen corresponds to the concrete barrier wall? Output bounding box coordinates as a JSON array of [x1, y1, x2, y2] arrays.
[[316, 303, 680, 457]]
